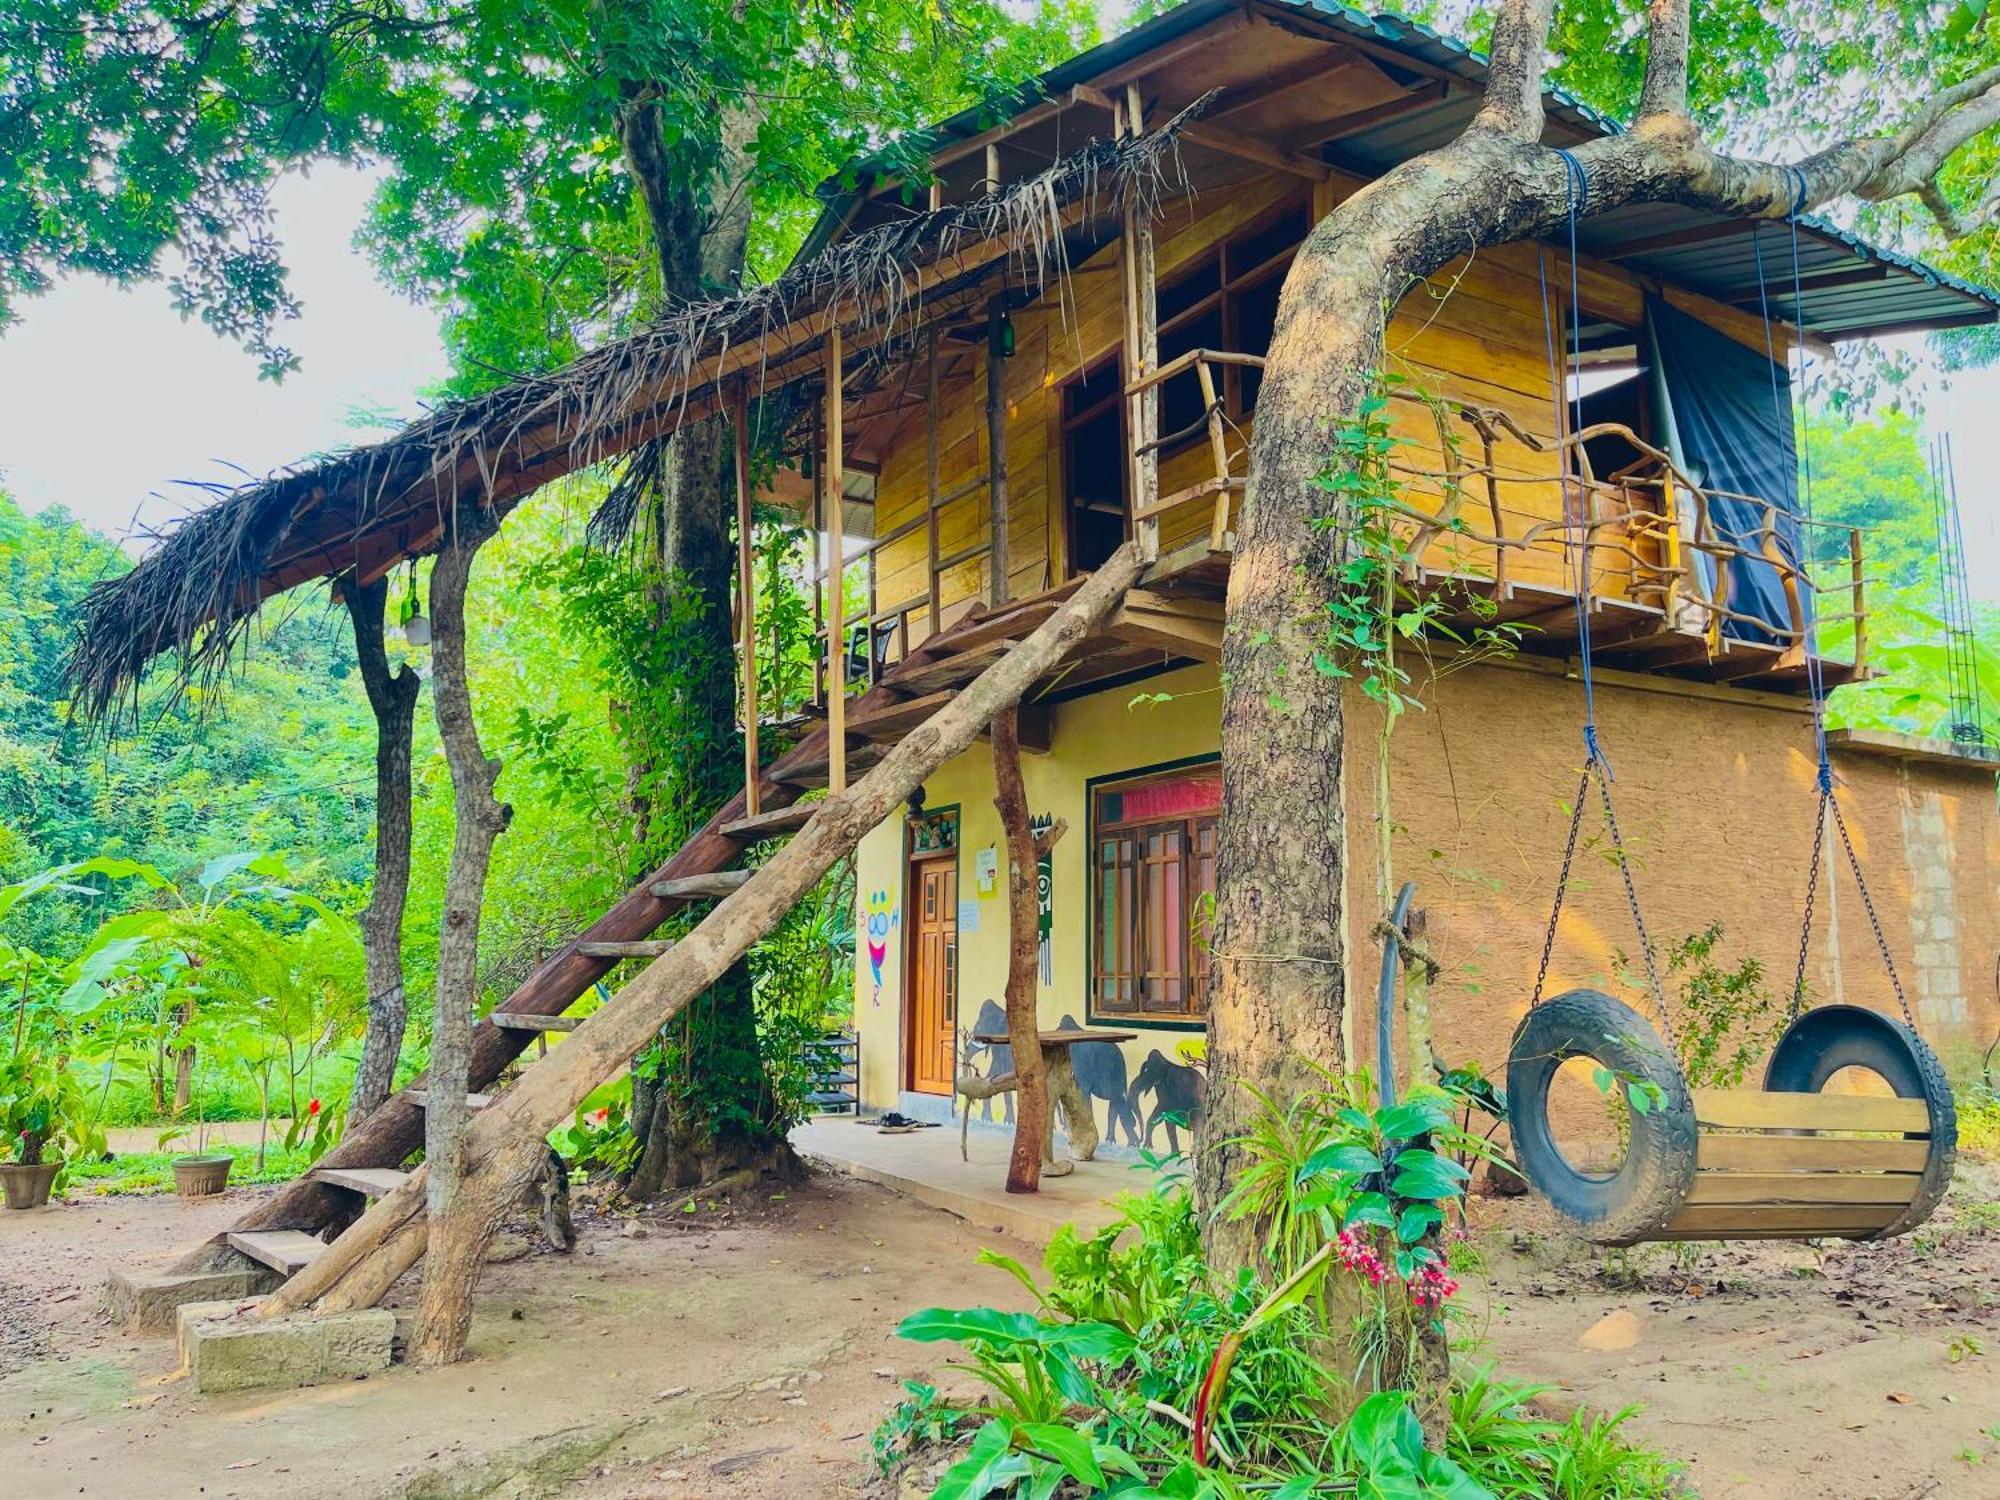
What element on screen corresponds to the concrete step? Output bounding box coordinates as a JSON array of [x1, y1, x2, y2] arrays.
[[312, 1167, 411, 1198], [650, 870, 751, 901], [575, 939, 676, 960], [404, 1089, 494, 1110], [719, 803, 818, 840], [489, 1011, 580, 1033], [228, 1229, 326, 1277]]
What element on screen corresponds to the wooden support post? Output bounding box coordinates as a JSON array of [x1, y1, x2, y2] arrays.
[[826, 326, 848, 794], [993, 708, 1056, 1193], [1849, 528, 1867, 674], [810, 404, 824, 707], [1121, 85, 1160, 563], [985, 297, 1011, 607], [734, 391, 760, 818], [926, 327, 942, 638]]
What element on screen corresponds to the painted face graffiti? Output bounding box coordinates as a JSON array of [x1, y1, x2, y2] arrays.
[[864, 889, 898, 1006]]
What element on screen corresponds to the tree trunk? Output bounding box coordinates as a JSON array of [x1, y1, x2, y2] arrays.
[[618, 95, 794, 1199], [260, 546, 1144, 1319], [407, 506, 510, 1367], [991, 708, 1051, 1193], [339, 575, 422, 1129]]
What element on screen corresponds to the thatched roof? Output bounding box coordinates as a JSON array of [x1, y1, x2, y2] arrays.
[[67, 107, 1200, 724]]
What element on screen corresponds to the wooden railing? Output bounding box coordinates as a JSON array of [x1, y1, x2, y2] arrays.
[[1125, 348, 1263, 552]]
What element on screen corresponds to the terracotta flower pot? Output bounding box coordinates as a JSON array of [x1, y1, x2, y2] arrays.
[[173, 1154, 234, 1198], [0, 1160, 60, 1210]]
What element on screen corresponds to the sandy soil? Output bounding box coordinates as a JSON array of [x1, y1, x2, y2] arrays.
[[0, 1160, 1994, 1499]]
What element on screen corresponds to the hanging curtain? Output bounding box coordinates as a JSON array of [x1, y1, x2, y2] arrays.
[[1645, 294, 1807, 644]]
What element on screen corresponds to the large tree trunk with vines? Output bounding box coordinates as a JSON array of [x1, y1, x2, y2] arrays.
[[618, 97, 796, 1198], [339, 575, 421, 1129], [407, 506, 510, 1367], [1197, 0, 2000, 1345]]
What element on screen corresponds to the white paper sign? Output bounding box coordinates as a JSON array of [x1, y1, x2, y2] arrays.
[[957, 899, 980, 932]]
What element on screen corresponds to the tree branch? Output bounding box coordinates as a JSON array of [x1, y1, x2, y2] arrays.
[[1470, 0, 1556, 141], [1638, 0, 1692, 121]]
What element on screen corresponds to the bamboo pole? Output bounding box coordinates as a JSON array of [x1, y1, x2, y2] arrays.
[[735, 391, 760, 817], [1121, 85, 1160, 563], [986, 297, 1011, 607], [927, 327, 942, 637], [826, 325, 848, 794]]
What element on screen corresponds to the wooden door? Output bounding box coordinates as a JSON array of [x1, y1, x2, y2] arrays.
[[906, 855, 959, 1095]]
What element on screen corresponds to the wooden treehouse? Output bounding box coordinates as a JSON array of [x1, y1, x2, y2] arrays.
[[73, 0, 2000, 1365]]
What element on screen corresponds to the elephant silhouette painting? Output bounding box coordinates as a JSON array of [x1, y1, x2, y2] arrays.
[[1052, 1014, 1141, 1149], [1129, 1048, 1205, 1152], [961, 999, 1013, 1123]]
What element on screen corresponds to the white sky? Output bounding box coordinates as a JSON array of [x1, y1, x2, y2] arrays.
[[0, 166, 449, 545], [0, 160, 1994, 599]]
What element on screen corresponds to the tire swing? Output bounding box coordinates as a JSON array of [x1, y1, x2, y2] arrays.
[[1505, 160, 1955, 1246]]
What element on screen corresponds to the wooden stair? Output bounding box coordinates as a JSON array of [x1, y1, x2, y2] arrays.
[[181, 577, 1110, 1280], [312, 1167, 411, 1198], [229, 1229, 325, 1276], [719, 803, 819, 839], [575, 939, 675, 960], [405, 1090, 493, 1111], [489, 1012, 580, 1033], [650, 870, 751, 900]]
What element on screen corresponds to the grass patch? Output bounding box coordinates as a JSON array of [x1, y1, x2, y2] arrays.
[[65, 1142, 315, 1196], [1961, 1083, 2000, 1159]]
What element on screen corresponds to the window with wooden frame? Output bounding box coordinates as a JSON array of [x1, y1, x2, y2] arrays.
[[1090, 762, 1222, 1023], [1061, 356, 1130, 575], [1154, 196, 1312, 454]]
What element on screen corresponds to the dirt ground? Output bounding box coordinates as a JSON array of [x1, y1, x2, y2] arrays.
[[0, 1160, 1996, 1500]]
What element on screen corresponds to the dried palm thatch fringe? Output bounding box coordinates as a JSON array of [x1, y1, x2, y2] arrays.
[[68, 102, 1207, 725]]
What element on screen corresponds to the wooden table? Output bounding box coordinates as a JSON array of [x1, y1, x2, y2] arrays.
[[974, 1027, 1137, 1162]]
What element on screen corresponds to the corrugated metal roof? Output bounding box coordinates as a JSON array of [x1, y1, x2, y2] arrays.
[[804, 0, 1997, 341]]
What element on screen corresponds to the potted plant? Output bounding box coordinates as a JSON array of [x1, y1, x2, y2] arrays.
[[161, 1114, 234, 1197], [0, 1049, 90, 1209]]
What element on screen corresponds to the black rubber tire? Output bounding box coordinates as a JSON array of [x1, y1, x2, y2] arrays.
[[1506, 988, 1697, 1245], [1763, 1005, 1958, 1239]]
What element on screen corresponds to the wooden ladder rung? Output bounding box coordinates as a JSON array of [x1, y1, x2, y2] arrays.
[[405, 1089, 494, 1111], [488, 1012, 580, 1033], [575, 939, 676, 959], [719, 804, 818, 840], [228, 1229, 326, 1276], [311, 1166, 412, 1198], [650, 870, 751, 901]]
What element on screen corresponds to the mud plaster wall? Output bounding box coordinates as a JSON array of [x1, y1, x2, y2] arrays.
[[847, 658, 2000, 1149]]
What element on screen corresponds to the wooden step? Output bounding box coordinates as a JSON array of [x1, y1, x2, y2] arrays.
[[888, 644, 1008, 696], [719, 804, 818, 840], [489, 1011, 580, 1033], [405, 1089, 494, 1111], [312, 1166, 412, 1198], [844, 690, 957, 742], [772, 740, 885, 789], [228, 1229, 325, 1276], [575, 939, 676, 960], [650, 870, 752, 901]]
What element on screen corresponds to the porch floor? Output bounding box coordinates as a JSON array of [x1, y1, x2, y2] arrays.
[[790, 1116, 1158, 1245]]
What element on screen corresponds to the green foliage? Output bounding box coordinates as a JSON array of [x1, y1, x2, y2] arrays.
[[1309, 375, 1524, 722], [873, 1130, 1679, 1499], [0, 1045, 97, 1170], [65, 1140, 319, 1196], [1660, 925, 1782, 1090]]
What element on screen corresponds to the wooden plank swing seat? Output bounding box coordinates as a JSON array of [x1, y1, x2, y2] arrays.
[[1635, 1088, 1935, 1243]]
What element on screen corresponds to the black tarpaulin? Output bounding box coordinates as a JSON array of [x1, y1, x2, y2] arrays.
[[1647, 295, 1805, 643]]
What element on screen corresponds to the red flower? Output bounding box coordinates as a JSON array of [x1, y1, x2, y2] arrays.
[[590, 1108, 609, 1125], [308, 1098, 322, 1116]]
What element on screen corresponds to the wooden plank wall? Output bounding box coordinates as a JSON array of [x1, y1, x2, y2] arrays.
[[869, 167, 1669, 636]]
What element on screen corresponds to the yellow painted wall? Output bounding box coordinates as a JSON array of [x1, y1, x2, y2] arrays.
[[849, 661, 2000, 1147]]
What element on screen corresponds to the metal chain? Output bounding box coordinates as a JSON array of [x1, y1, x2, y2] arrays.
[[1786, 788, 1830, 1021], [1830, 796, 1918, 1027], [1593, 763, 1678, 1050], [1530, 759, 1678, 1052], [1531, 765, 1595, 1008]]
